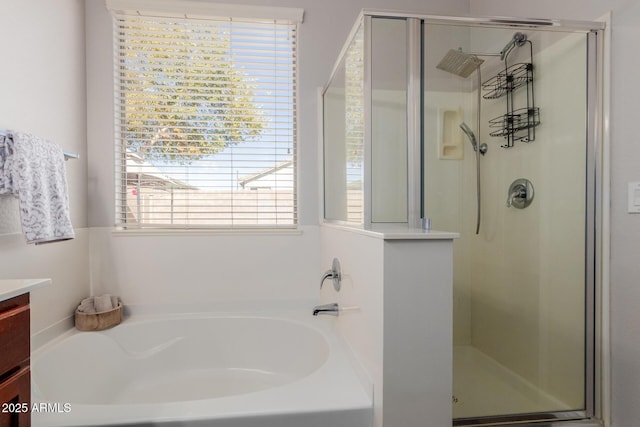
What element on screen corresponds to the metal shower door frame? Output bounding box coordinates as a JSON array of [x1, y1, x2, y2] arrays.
[[414, 13, 602, 427]]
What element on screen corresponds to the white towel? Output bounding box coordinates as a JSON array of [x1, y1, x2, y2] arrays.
[[77, 297, 97, 314], [94, 295, 114, 313], [0, 131, 74, 244], [110, 295, 120, 308], [0, 134, 15, 194], [76, 295, 121, 314]]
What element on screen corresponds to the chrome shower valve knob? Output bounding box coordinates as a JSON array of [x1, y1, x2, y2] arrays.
[[320, 258, 342, 292], [507, 178, 534, 209]]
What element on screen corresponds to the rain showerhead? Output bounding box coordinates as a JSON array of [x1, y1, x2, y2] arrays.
[[436, 49, 485, 78], [438, 32, 527, 76]]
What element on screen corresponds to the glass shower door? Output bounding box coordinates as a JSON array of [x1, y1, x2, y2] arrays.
[[423, 22, 596, 424]]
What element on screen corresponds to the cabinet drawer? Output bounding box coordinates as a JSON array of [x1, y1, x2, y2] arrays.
[[0, 303, 30, 377], [0, 295, 28, 315], [0, 366, 31, 427]]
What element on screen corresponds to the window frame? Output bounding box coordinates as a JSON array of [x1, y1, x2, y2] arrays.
[[108, 1, 303, 231]]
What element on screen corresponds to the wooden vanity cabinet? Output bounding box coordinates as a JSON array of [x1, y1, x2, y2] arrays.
[[0, 294, 31, 427]]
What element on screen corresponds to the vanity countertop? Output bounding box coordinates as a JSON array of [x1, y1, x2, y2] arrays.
[[0, 278, 51, 302]]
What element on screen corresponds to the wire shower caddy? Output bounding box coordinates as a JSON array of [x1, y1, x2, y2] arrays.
[[482, 39, 539, 148]]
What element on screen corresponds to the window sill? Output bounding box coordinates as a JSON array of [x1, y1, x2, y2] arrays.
[[111, 227, 303, 237]]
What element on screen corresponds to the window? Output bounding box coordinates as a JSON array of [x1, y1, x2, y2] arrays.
[[108, 1, 301, 229]]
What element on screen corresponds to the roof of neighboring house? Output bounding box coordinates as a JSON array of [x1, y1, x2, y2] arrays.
[[238, 160, 293, 189], [126, 152, 195, 190]]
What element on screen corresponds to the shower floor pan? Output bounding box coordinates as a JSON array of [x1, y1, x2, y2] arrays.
[[453, 345, 572, 420]]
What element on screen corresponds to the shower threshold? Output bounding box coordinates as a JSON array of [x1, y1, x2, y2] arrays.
[[453, 345, 599, 426]]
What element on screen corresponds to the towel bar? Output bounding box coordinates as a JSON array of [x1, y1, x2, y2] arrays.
[[0, 130, 79, 161]]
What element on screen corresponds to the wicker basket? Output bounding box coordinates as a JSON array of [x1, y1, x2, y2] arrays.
[[75, 302, 123, 331]]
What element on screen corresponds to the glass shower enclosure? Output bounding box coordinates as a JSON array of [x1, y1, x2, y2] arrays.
[[322, 11, 605, 427], [323, 16, 420, 228]]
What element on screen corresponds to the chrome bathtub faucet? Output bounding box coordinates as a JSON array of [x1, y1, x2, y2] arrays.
[[313, 303, 339, 316], [320, 258, 341, 291]]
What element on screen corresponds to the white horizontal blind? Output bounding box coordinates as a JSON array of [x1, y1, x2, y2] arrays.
[[112, 11, 297, 228]]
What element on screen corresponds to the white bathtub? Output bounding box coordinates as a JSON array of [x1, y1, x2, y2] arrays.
[[31, 309, 373, 427]]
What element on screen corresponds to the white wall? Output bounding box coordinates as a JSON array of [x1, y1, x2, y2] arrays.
[[320, 225, 455, 427], [382, 238, 454, 427], [0, 0, 90, 340], [90, 227, 320, 306], [320, 226, 384, 425], [470, 2, 633, 426]]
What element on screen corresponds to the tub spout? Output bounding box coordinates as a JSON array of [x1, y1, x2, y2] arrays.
[[313, 303, 339, 316]]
